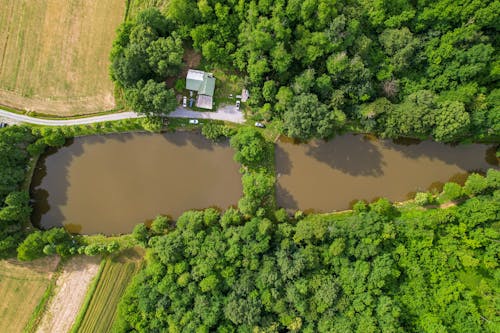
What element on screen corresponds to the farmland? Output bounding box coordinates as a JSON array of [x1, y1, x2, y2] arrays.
[[72, 248, 143, 333], [0, 0, 125, 116], [0, 257, 59, 333]]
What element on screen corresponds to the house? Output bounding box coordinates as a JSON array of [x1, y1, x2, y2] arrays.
[[186, 69, 215, 110]]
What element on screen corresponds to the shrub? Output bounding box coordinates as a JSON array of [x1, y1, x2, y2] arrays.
[[440, 182, 463, 202], [201, 122, 226, 141], [464, 173, 488, 196], [142, 117, 164, 132], [414, 192, 431, 206]]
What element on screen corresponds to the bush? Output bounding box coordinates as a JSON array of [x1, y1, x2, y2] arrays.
[[174, 78, 186, 92], [414, 192, 431, 206], [201, 122, 226, 141], [352, 200, 368, 213], [440, 182, 464, 202], [151, 215, 169, 234], [142, 117, 164, 132], [464, 173, 488, 196]]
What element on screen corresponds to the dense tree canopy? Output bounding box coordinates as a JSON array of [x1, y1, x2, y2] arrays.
[[121, 0, 499, 140], [111, 8, 181, 117], [114, 172, 500, 332]]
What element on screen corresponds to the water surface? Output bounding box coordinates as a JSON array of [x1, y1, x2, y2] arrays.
[[31, 132, 242, 235], [276, 134, 498, 212]]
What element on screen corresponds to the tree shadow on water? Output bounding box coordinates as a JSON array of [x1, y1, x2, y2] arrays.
[[275, 144, 293, 176], [275, 182, 299, 211], [162, 131, 216, 151], [305, 134, 385, 176], [30, 138, 85, 231]]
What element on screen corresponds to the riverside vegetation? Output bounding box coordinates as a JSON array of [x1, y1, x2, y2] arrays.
[[112, 1, 498, 142], [113, 127, 500, 332], [1, 123, 499, 332]]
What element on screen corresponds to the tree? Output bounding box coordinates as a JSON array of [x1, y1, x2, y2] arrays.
[[238, 171, 275, 215], [433, 101, 470, 142], [17, 231, 45, 261], [126, 80, 177, 117], [230, 127, 267, 167], [384, 90, 437, 138], [132, 223, 149, 246], [147, 34, 183, 78], [464, 173, 488, 196], [151, 215, 169, 234], [440, 182, 463, 202], [0, 191, 31, 222], [283, 93, 345, 140]]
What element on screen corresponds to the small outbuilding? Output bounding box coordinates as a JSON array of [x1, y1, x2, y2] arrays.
[[186, 69, 216, 110]]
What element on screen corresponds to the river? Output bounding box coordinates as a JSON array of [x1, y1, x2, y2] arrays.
[[31, 132, 242, 235], [275, 134, 497, 212], [31, 132, 498, 234]]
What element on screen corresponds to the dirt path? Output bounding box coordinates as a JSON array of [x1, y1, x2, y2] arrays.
[[35, 256, 101, 333]]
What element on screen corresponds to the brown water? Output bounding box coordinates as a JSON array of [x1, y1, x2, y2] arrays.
[[31, 132, 242, 235], [276, 134, 498, 212]]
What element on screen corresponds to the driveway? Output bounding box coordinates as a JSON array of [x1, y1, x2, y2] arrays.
[[170, 105, 244, 123], [0, 105, 245, 126]]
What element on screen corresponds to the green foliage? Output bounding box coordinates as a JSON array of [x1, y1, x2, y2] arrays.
[[125, 79, 177, 117], [110, 8, 182, 115], [201, 122, 232, 141], [150, 215, 169, 234], [414, 192, 432, 206], [115, 0, 500, 140], [440, 182, 464, 202], [141, 116, 164, 132], [0, 126, 36, 257], [230, 127, 267, 167], [433, 101, 471, 142], [238, 171, 275, 216], [464, 173, 488, 197], [17, 228, 75, 261], [283, 93, 345, 141], [115, 189, 500, 332], [132, 224, 149, 246]]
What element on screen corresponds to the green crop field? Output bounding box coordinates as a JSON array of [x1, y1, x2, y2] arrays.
[[0, 0, 125, 116], [72, 248, 143, 333]]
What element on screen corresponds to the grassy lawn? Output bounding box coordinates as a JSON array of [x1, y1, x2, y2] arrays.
[[0, 257, 59, 333], [71, 248, 144, 333], [0, 0, 125, 116]]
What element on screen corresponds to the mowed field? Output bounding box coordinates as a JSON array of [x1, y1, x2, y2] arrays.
[[0, 0, 125, 115], [0, 257, 59, 333], [73, 248, 143, 333]]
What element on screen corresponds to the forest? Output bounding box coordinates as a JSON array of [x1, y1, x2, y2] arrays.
[[114, 171, 500, 332], [111, 0, 499, 141]]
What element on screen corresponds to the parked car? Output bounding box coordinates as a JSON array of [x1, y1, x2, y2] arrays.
[[236, 100, 241, 110], [255, 122, 265, 128], [182, 96, 187, 107], [189, 119, 199, 124], [0, 122, 7, 128]]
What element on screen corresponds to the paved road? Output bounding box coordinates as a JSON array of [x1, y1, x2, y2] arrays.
[[0, 105, 245, 126]]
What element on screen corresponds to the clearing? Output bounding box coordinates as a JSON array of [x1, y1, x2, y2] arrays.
[[0, 0, 125, 116], [0, 256, 59, 333], [35, 255, 101, 333], [72, 248, 144, 333]]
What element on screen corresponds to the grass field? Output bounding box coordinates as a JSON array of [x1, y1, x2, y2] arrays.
[[72, 248, 143, 333], [0, 0, 125, 115], [0, 257, 59, 333]]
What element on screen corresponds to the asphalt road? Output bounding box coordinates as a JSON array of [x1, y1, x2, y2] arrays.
[[0, 105, 245, 126]]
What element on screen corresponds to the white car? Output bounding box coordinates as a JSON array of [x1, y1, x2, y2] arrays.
[[236, 100, 241, 110], [189, 119, 199, 124], [255, 122, 265, 128], [182, 96, 187, 107]]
